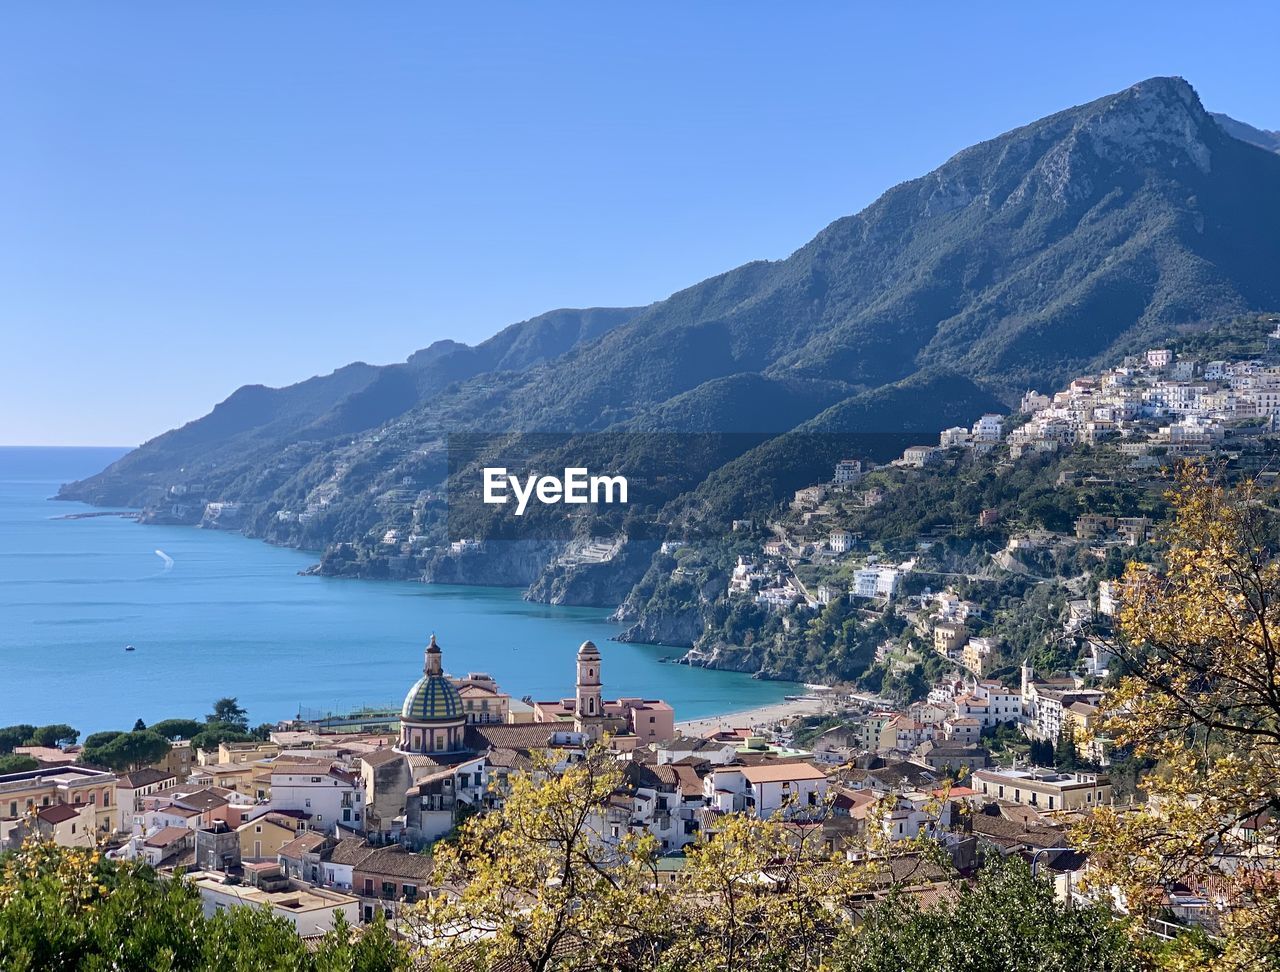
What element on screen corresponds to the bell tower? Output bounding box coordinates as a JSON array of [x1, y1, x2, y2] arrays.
[[575, 640, 604, 738], [424, 632, 443, 676]]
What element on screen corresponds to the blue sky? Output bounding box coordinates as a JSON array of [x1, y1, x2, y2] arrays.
[[3, 3, 1278, 446]]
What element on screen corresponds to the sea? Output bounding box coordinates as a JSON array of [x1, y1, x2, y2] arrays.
[[0, 447, 795, 736]]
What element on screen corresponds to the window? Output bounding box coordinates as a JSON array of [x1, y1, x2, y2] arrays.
[[382, 882, 395, 900], [403, 884, 417, 902], [255, 825, 262, 833], [310, 777, 322, 783], [305, 799, 311, 808], [7, 801, 15, 817]]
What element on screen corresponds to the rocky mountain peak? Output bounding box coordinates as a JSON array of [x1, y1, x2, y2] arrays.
[[1073, 75, 1213, 173], [1019, 76, 1214, 206]]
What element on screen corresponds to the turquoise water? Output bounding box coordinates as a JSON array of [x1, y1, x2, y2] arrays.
[[0, 447, 794, 735]]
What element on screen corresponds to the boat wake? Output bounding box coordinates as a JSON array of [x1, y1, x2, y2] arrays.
[[154, 549, 175, 570]]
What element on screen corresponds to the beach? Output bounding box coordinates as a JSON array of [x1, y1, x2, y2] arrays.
[[675, 694, 836, 736]]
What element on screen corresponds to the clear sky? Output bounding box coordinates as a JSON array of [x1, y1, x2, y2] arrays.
[[3, 3, 1278, 446]]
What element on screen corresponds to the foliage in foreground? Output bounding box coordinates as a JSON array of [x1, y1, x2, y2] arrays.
[[413, 748, 1143, 972], [841, 854, 1140, 972], [0, 839, 410, 972], [1082, 466, 1280, 972]]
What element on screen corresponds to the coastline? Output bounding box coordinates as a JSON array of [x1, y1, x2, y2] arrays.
[[675, 693, 835, 736]]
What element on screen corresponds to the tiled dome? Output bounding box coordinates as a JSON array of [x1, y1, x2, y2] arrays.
[[401, 673, 463, 722], [400, 633, 463, 723]]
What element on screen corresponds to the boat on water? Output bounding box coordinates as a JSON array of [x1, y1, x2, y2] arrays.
[[124, 645, 135, 652]]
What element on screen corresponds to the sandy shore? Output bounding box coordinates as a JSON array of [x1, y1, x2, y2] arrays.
[[675, 694, 834, 736]]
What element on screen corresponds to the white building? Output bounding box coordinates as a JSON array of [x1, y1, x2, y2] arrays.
[[851, 564, 901, 601], [833, 459, 864, 484], [187, 870, 360, 937], [828, 530, 853, 554], [971, 414, 1004, 443], [899, 445, 941, 468], [269, 763, 365, 833], [704, 763, 828, 819]]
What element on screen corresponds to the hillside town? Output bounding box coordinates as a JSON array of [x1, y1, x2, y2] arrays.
[[742, 333, 1280, 616], [0, 616, 1248, 950], [695, 332, 1280, 688]]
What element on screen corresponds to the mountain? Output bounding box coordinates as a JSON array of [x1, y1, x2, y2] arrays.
[[64, 306, 640, 506], [1212, 111, 1280, 153], [61, 77, 1280, 596]]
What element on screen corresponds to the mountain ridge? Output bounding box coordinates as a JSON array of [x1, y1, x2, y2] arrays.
[[60, 76, 1280, 609]]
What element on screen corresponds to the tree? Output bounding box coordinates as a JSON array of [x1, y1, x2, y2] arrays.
[[81, 730, 123, 751], [81, 730, 171, 772], [665, 811, 874, 971], [1028, 738, 1054, 766], [132, 719, 147, 732], [413, 745, 669, 971], [188, 723, 253, 755], [837, 853, 1139, 971], [0, 725, 36, 754], [26, 725, 79, 749], [0, 837, 413, 971], [1082, 466, 1280, 970], [1053, 727, 1079, 770], [206, 698, 248, 731], [150, 718, 204, 741], [0, 754, 38, 773]]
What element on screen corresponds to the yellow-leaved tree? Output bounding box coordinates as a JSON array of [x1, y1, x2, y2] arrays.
[[1082, 465, 1280, 971], [409, 746, 669, 972]]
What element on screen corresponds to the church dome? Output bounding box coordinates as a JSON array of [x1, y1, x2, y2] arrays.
[[401, 675, 463, 722], [400, 634, 464, 723]]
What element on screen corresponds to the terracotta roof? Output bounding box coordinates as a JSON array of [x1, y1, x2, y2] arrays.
[[671, 764, 705, 797], [738, 762, 827, 784], [359, 748, 405, 768], [324, 837, 376, 867], [144, 826, 192, 847], [171, 789, 230, 813], [270, 759, 335, 776], [485, 748, 534, 771], [465, 723, 566, 751], [37, 804, 81, 824], [118, 768, 176, 789], [278, 831, 328, 859], [155, 804, 201, 818], [355, 845, 434, 881]]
